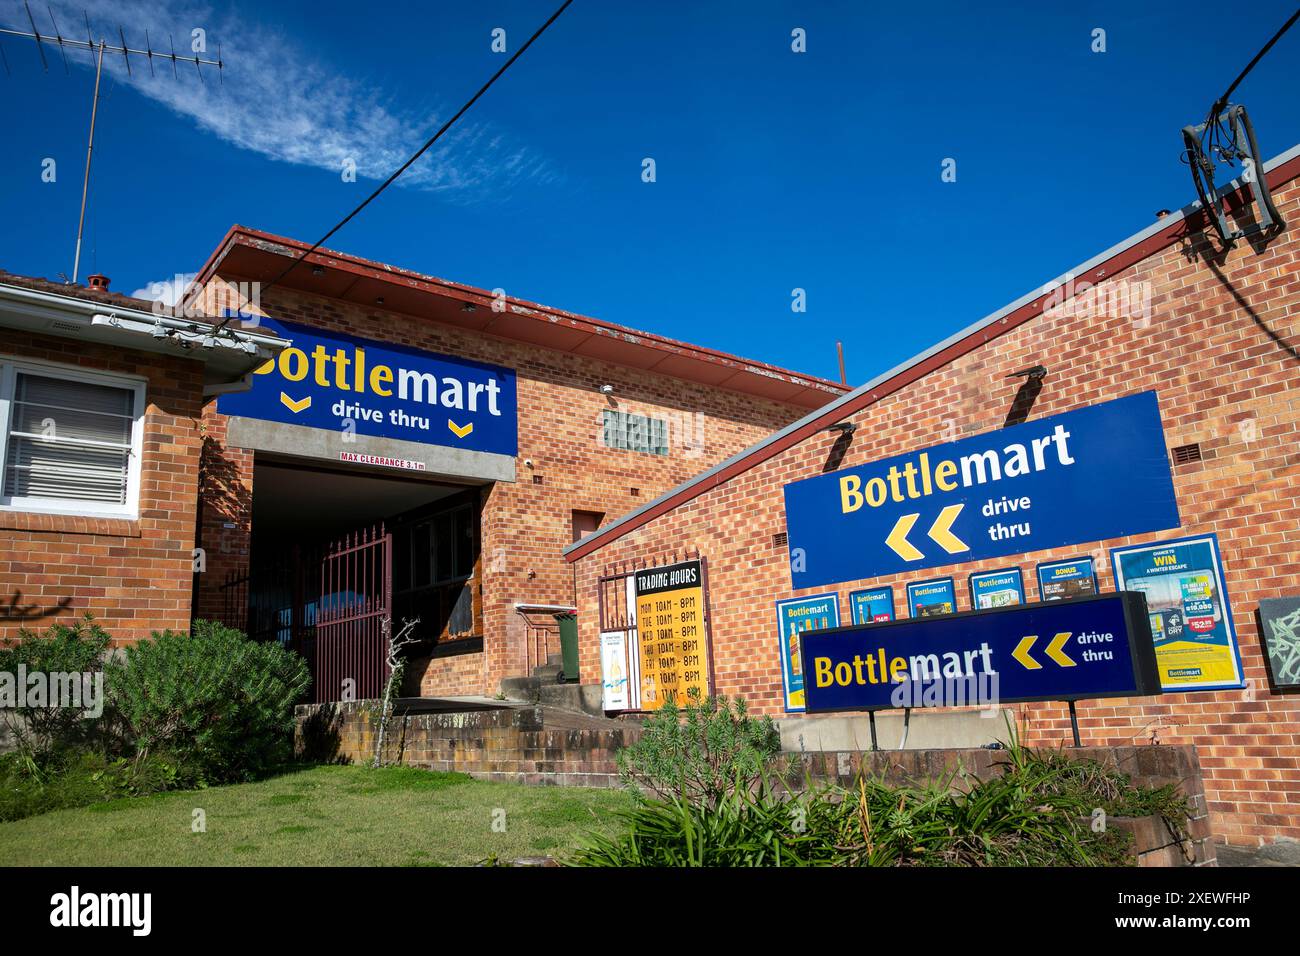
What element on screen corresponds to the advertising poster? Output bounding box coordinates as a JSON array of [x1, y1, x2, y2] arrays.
[[1111, 534, 1244, 691], [969, 568, 1025, 610], [776, 593, 841, 712], [907, 577, 956, 618], [1037, 557, 1098, 601], [1259, 597, 1300, 690], [850, 586, 895, 625], [598, 631, 631, 711], [784, 392, 1179, 589], [633, 560, 710, 710]]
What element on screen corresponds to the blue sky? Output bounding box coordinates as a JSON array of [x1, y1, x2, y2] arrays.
[[2, 0, 1299, 384]]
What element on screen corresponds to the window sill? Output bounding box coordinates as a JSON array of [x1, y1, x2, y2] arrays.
[[0, 510, 142, 537]]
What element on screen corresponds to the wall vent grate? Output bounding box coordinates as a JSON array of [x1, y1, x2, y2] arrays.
[[1172, 442, 1203, 465], [773, 531, 788, 549]]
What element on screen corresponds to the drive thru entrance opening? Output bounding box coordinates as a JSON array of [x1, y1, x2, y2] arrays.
[[217, 458, 485, 702]]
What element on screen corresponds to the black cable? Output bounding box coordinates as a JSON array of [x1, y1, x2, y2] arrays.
[[212, 0, 574, 332], [1210, 6, 1300, 118]]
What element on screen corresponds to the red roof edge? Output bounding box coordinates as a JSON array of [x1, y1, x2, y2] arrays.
[[190, 225, 849, 401]]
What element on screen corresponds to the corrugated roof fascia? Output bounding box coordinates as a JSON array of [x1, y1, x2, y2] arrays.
[[564, 141, 1300, 561]]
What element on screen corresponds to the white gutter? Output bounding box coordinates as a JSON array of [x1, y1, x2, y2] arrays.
[[0, 280, 288, 384]]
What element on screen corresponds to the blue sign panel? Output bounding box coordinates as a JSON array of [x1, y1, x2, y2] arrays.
[[850, 586, 895, 625], [969, 567, 1025, 610], [906, 577, 956, 618], [1037, 556, 1098, 601], [801, 592, 1161, 713], [783, 392, 1179, 589], [775, 593, 841, 713], [218, 318, 518, 457]]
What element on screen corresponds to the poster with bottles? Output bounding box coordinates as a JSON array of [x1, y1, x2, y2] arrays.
[[599, 631, 631, 711], [850, 585, 895, 625], [775, 592, 841, 712], [1110, 533, 1243, 691], [906, 577, 956, 618], [633, 559, 711, 710]]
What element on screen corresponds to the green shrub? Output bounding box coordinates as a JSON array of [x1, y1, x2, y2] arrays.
[[616, 692, 789, 807], [576, 743, 1189, 867], [0, 748, 190, 822], [0, 614, 111, 767], [105, 620, 310, 785]]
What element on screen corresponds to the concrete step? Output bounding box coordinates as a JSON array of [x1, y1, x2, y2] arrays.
[[537, 682, 605, 717], [499, 676, 541, 703]]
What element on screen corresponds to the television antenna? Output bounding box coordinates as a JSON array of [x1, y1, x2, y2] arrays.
[[0, 3, 223, 283]]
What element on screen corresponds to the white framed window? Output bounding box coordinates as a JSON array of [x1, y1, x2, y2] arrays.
[[0, 357, 146, 519]]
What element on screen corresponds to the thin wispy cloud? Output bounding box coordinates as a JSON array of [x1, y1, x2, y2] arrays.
[[3, 0, 557, 197], [130, 271, 195, 305]]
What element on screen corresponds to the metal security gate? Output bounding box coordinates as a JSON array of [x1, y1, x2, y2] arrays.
[[306, 523, 393, 704]]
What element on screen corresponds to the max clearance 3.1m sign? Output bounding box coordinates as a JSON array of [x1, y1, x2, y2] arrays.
[[218, 318, 518, 456], [783, 392, 1179, 589], [800, 592, 1161, 713]]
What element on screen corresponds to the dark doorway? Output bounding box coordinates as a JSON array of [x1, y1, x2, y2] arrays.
[[221, 459, 486, 701]]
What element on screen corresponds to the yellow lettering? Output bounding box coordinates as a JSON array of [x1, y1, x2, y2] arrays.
[[252, 359, 275, 376], [370, 365, 393, 397], [279, 348, 308, 382], [814, 657, 835, 688], [935, 459, 958, 491], [840, 475, 864, 513], [890, 657, 908, 683], [864, 477, 888, 508]]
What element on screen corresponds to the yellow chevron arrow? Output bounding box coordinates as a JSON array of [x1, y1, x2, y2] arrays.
[[927, 503, 968, 554], [885, 513, 923, 561], [448, 419, 473, 439], [1046, 632, 1076, 667], [1012, 635, 1041, 670], [280, 392, 311, 413]]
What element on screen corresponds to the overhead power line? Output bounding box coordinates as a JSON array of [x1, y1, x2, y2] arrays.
[[222, 0, 574, 330], [1208, 5, 1300, 119]]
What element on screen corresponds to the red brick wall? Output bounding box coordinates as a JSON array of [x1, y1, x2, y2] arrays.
[[573, 176, 1300, 845], [195, 284, 825, 697], [0, 332, 205, 645]]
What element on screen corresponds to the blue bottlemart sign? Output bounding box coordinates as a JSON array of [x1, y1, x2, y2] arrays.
[[783, 392, 1179, 589], [800, 592, 1161, 713], [218, 319, 518, 457]]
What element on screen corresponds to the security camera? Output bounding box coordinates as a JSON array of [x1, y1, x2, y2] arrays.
[[599, 384, 615, 394]]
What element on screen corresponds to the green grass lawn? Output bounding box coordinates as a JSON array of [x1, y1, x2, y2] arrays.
[[0, 765, 633, 866]]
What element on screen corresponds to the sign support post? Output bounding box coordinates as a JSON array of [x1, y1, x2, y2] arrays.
[[1068, 700, 1082, 747]]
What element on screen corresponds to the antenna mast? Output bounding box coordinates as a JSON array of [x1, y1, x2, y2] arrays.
[[0, 4, 223, 283]]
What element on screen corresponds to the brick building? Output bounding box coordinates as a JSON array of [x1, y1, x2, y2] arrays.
[[566, 144, 1300, 846], [0, 272, 284, 644], [185, 227, 845, 700]]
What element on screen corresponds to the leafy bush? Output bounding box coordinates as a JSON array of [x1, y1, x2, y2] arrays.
[[576, 743, 1190, 867], [616, 692, 789, 807], [106, 620, 310, 784], [0, 748, 190, 822], [0, 614, 111, 767]]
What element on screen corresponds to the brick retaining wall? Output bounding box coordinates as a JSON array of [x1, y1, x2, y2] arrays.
[[295, 701, 1213, 865]]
